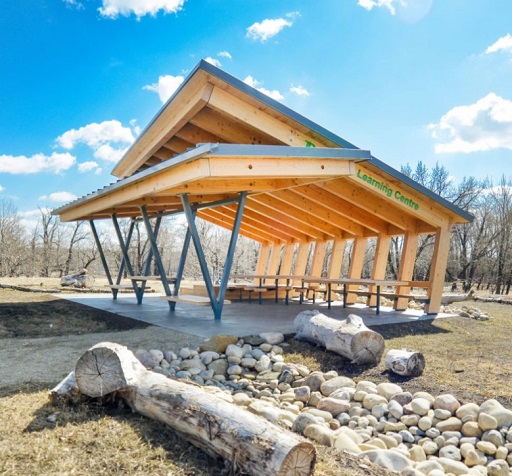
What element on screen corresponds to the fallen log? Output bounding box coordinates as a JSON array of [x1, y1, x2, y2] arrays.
[[294, 310, 384, 365], [61, 269, 94, 288], [441, 290, 474, 305], [49, 371, 83, 404], [72, 342, 316, 476], [385, 349, 425, 377], [474, 295, 512, 305]]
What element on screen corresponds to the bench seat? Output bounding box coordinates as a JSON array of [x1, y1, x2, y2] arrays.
[[160, 295, 231, 306]]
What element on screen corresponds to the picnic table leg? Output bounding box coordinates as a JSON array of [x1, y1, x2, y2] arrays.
[[376, 285, 380, 315], [275, 279, 278, 303], [327, 283, 332, 310], [343, 284, 347, 309]]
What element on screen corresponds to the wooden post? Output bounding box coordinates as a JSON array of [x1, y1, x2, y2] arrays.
[[327, 238, 346, 279], [369, 234, 391, 307], [395, 232, 419, 310], [426, 225, 452, 314], [346, 237, 368, 304], [292, 242, 311, 285], [309, 241, 327, 277], [255, 243, 271, 280], [267, 243, 283, 275], [280, 243, 296, 275]]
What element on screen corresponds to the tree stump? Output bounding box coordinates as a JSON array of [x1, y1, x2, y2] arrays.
[[385, 349, 425, 376], [72, 342, 316, 476], [294, 310, 385, 365]]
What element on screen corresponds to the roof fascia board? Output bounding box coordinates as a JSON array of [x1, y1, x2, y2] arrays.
[[52, 143, 366, 217]]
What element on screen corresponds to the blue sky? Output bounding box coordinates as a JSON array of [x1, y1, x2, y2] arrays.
[[1, 0, 512, 227]]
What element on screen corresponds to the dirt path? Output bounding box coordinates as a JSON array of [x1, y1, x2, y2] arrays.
[[0, 327, 204, 389]]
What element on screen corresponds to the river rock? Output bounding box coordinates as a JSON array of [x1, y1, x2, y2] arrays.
[[479, 412, 498, 431], [377, 382, 403, 400], [409, 397, 431, 416], [320, 376, 356, 396], [363, 393, 388, 410], [304, 424, 334, 447], [437, 457, 470, 475], [259, 332, 284, 345], [434, 393, 460, 414], [317, 397, 351, 416], [456, 402, 480, 421], [358, 449, 411, 472], [333, 432, 362, 454], [479, 399, 512, 428]]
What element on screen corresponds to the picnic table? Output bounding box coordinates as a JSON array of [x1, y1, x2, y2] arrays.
[[302, 277, 408, 315]]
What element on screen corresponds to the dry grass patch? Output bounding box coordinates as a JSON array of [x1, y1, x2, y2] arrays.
[[1, 285, 511, 475]]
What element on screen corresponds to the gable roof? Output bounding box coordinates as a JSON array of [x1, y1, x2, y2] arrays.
[[54, 60, 473, 243]]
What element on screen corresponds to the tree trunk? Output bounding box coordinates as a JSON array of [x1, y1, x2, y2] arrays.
[[441, 289, 474, 305], [294, 310, 384, 365], [385, 349, 425, 376], [73, 342, 316, 476]]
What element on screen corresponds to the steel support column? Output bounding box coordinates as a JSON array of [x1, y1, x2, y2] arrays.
[[180, 192, 247, 320], [111, 214, 144, 304]]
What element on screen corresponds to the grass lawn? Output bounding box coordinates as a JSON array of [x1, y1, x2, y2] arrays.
[[1, 285, 511, 475]]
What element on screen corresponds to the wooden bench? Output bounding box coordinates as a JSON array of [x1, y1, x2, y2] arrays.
[[244, 286, 273, 304], [350, 290, 430, 310], [129, 275, 176, 282], [160, 295, 231, 306]]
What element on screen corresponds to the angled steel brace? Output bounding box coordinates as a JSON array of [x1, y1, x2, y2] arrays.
[[180, 192, 247, 320], [140, 207, 174, 310], [89, 219, 115, 296], [111, 214, 144, 304]]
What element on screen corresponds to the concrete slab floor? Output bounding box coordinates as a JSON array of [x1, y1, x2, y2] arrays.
[[60, 293, 454, 340]]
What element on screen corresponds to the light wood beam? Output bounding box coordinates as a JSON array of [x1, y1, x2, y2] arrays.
[[197, 209, 272, 244], [369, 235, 392, 306], [426, 226, 452, 314], [244, 198, 326, 241], [207, 86, 331, 148], [267, 244, 282, 275], [271, 189, 368, 237], [175, 123, 222, 145], [328, 238, 346, 279], [395, 232, 419, 310], [251, 193, 346, 240], [346, 237, 368, 303], [190, 107, 281, 145], [220, 204, 307, 242], [256, 244, 272, 275], [206, 206, 291, 243], [301, 184, 390, 235], [162, 136, 195, 155], [280, 243, 296, 275], [293, 242, 311, 285], [310, 241, 327, 277], [349, 163, 450, 229], [114, 81, 214, 178], [318, 179, 420, 232]]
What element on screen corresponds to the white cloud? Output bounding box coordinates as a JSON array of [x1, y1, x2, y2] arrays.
[[205, 57, 221, 67], [429, 93, 512, 153], [218, 51, 232, 60], [358, 0, 399, 14], [98, 0, 185, 19], [63, 0, 84, 9], [246, 14, 295, 42], [0, 152, 76, 174], [0, 185, 4, 192], [143, 74, 184, 103], [95, 167, 103, 175], [243, 76, 284, 101], [290, 85, 310, 97], [485, 34, 512, 54], [78, 161, 99, 173], [55, 120, 135, 163], [39, 191, 78, 203]]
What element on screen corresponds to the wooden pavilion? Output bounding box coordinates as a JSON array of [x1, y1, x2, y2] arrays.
[[53, 60, 473, 319]]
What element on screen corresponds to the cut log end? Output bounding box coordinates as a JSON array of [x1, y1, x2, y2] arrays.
[[385, 349, 425, 376], [277, 442, 316, 476], [350, 331, 385, 365]]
